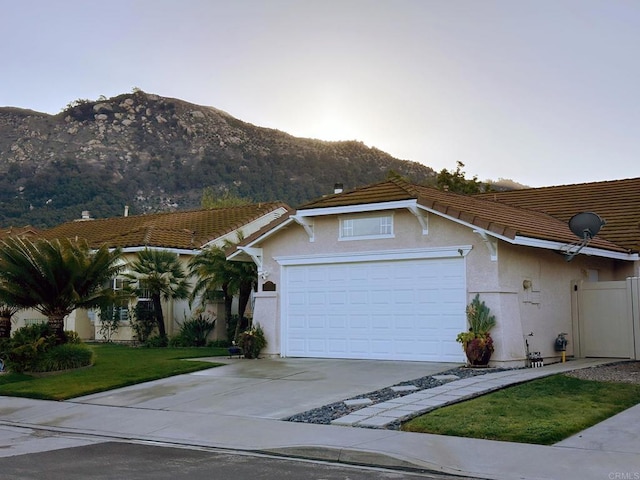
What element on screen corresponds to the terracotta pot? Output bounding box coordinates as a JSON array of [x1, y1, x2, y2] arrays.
[[464, 341, 493, 366]]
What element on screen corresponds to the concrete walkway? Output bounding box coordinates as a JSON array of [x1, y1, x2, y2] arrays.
[[332, 359, 617, 428], [0, 358, 638, 480]]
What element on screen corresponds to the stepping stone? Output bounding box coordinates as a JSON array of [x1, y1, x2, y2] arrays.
[[344, 398, 373, 407], [432, 374, 460, 381], [390, 385, 418, 392]]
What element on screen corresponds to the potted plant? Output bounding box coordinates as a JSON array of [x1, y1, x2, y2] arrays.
[[238, 323, 267, 359], [456, 294, 496, 367]]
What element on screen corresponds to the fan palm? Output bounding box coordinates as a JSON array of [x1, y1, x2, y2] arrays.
[[188, 245, 257, 342], [0, 237, 123, 342], [125, 249, 190, 342]]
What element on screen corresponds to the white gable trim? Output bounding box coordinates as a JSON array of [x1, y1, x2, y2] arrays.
[[297, 199, 417, 217]]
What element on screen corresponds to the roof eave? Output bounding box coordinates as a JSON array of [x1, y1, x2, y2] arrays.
[[227, 216, 297, 261], [512, 236, 638, 261]]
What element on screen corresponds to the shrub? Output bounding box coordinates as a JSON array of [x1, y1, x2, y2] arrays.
[[64, 330, 82, 344], [465, 294, 496, 334], [30, 343, 94, 372], [7, 324, 58, 373], [170, 314, 216, 347], [227, 315, 250, 342], [131, 304, 157, 344], [238, 323, 267, 359], [3, 324, 93, 373], [143, 335, 168, 348]]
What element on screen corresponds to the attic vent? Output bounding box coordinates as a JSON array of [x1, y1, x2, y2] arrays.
[[81, 211, 91, 220], [334, 183, 344, 194]]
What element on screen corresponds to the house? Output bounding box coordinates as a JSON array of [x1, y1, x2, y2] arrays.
[[9, 202, 291, 341], [230, 177, 640, 366]]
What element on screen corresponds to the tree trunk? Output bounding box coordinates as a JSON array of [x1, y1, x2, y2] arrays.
[[48, 313, 66, 344], [237, 281, 252, 321], [0, 316, 11, 339], [152, 293, 167, 340]]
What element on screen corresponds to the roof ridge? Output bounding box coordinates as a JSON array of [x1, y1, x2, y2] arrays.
[[480, 176, 640, 195]]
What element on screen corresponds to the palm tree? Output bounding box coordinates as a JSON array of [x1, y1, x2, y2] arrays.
[[188, 245, 257, 342], [0, 295, 20, 339], [125, 249, 190, 343], [0, 237, 123, 342]]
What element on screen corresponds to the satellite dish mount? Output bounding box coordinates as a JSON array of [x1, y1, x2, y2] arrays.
[[564, 212, 606, 261]]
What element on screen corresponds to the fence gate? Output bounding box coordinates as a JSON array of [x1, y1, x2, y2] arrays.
[[573, 279, 639, 359]]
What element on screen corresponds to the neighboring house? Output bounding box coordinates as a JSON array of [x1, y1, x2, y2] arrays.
[[230, 178, 640, 366], [8, 203, 291, 342]]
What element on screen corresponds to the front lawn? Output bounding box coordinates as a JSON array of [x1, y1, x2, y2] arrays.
[[0, 343, 228, 401], [402, 374, 640, 445]]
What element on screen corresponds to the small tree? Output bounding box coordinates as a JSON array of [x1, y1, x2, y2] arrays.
[[0, 237, 123, 343], [189, 244, 257, 342], [436, 161, 486, 194], [125, 249, 190, 344]]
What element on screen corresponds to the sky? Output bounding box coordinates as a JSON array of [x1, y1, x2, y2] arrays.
[[2, 0, 640, 187]]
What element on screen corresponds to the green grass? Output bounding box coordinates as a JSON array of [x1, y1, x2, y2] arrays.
[[0, 343, 228, 401], [402, 374, 640, 445]]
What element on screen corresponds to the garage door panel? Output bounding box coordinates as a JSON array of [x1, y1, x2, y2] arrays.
[[284, 257, 466, 362]]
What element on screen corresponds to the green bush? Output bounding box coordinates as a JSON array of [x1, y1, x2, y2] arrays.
[[64, 330, 82, 344], [206, 339, 231, 348], [170, 314, 216, 347], [143, 335, 168, 348], [3, 324, 92, 373], [30, 343, 94, 373], [238, 323, 267, 359], [7, 324, 58, 373], [131, 303, 157, 344], [227, 315, 250, 342]]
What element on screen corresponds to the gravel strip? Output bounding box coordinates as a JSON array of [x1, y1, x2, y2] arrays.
[[284, 366, 514, 425], [285, 361, 640, 426], [564, 360, 640, 384]]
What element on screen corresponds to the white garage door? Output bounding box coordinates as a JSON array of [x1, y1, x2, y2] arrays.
[[283, 257, 466, 362]]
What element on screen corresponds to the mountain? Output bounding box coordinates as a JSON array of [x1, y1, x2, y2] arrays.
[[0, 90, 437, 228]]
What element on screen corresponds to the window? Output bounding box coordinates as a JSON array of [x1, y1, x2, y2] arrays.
[[110, 278, 130, 321], [340, 214, 394, 240]]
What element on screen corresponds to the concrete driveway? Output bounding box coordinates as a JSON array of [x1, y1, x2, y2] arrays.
[[71, 357, 460, 419]]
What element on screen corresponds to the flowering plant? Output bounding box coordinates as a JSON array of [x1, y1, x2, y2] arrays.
[[238, 323, 267, 359]]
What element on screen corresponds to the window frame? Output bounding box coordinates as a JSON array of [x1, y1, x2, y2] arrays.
[[339, 213, 395, 241]]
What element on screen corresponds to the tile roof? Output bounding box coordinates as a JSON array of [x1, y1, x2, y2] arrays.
[[37, 202, 289, 250], [475, 177, 640, 253], [298, 178, 629, 254]]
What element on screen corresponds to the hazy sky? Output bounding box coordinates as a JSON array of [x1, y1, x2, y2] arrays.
[[3, 0, 639, 187]]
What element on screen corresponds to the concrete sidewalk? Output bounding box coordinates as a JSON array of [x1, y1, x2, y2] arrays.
[[0, 358, 638, 480]]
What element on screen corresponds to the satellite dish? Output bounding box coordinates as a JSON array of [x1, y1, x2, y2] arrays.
[[568, 212, 606, 240], [565, 212, 606, 261]]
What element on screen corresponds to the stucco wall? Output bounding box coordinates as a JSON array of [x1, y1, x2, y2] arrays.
[[254, 210, 492, 358], [252, 207, 638, 364], [493, 243, 627, 364]]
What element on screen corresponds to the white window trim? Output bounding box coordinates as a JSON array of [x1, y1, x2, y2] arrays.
[[338, 213, 395, 241]]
